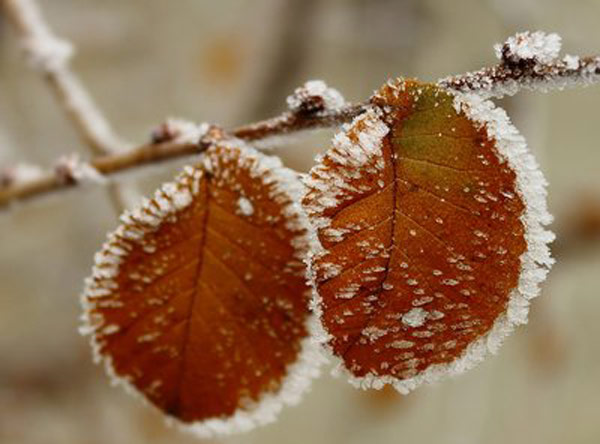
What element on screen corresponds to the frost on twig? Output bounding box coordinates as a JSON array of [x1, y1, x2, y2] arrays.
[[2, 0, 130, 213], [151, 119, 211, 145], [54, 154, 106, 185], [6, 0, 74, 72], [1, 30, 599, 210], [494, 31, 562, 65], [0, 163, 44, 189], [287, 80, 345, 114], [1, 0, 128, 155], [440, 30, 600, 99]]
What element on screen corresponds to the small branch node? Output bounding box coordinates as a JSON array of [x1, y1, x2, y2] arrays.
[[151, 118, 211, 146], [494, 31, 562, 66], [54, 154, 106, 186], [286, 80, 345, 115], [22, 35, 73, 72], [0, 163, 44, 189]]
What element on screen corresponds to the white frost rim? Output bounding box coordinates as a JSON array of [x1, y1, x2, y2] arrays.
[[305, 87, 554, 394], [80, 136, 325, 438]]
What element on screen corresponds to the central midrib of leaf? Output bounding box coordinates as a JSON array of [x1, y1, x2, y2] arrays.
[[171, 176, 211, 417]]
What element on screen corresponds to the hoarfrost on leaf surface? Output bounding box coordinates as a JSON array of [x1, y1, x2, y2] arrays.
[[236, 196, 254, 216], [303, 78, 553, 395], [81, 134, 323, 437]]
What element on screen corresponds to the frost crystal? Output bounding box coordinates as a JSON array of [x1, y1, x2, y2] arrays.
[[0, 163, 44, 188], [54, 154, 106, 185], [287, 80, 345, 113], [563, 54, 580, 70], [362, 326, 388, 342], [236, 196, 254, 216], [302, 108, 389, 224], [440, 31, 600, 101], [401, 308, 428, 328], [152, 118, 210, 145], [494, 31, 561, 64]]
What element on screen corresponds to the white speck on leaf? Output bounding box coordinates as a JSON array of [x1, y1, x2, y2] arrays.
[[402, 308, 428, 328], [237, 197, 254, 216]]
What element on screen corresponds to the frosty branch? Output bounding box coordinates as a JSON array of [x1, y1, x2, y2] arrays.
[[1, 0, 128, 154], [0, 0, 129, 211], [439, 31, 600, 98], [1, 30, 599, 210], [0, 100, 367, 209]]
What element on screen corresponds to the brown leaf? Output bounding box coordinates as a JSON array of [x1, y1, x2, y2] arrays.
[[303, 79, 554, 393], [81, 136, 321, 437]]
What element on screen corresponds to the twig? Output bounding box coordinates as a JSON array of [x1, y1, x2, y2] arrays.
[[0, 0, 129, 211], [0, 103, 368, 209], [440, 55, 600, 99], [1, 31, 599, 210], [0, 0, 128, 154], [234, 104, 362, 141], [440, 31, 600, 98]]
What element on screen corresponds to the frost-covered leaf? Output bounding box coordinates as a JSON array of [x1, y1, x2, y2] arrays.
[[303, 78, 554, 393], [81, 135, 322, 437]]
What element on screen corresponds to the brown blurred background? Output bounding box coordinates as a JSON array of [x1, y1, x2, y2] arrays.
[[1, 1, 600, 443]]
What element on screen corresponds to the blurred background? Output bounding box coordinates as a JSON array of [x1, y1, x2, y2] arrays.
[[1, 0, 600, 443]]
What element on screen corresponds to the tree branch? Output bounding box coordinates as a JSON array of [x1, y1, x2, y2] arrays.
[[0, 0, 128, 155], [0, 102, 367, 209], [440, 55, 600, 99], [0, 0, 129, 212], [1, 31, 599, 211], [439, 31, 600, 98]]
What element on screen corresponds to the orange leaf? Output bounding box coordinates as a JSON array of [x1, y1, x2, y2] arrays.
[[81, 136, 321, 437], [303, 79, 554, 393]]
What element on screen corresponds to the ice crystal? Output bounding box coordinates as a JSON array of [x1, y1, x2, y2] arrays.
[[0, 163, 44, 188], [237, 196, 254, 216], [287, 80, 345, 113], [153, 118, 210, 145], [495, 31, 562, 64], [54, 154, 105, 185]]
